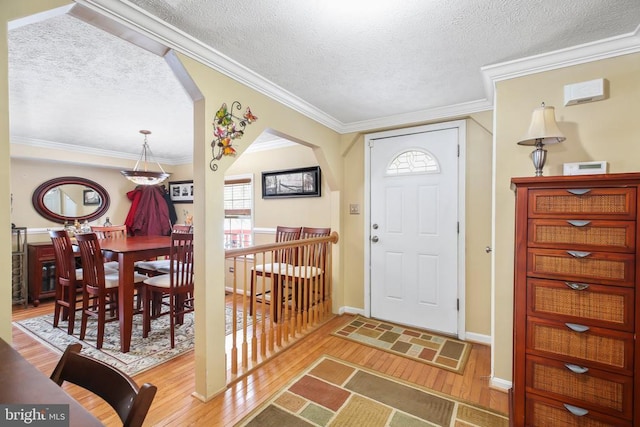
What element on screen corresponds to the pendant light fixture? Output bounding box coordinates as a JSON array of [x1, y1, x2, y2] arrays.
[[120, 130, 170, 185]]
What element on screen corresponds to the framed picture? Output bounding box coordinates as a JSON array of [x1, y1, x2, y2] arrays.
[[83, 189, 101, 206], [262, 166, 321, 199], [169, 180, 194, 203]]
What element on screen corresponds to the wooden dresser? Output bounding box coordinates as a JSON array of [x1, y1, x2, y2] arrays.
[[511, 173, 640, 427]]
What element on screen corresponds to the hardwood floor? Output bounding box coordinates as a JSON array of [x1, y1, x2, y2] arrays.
[[11, 301, 509, 426]]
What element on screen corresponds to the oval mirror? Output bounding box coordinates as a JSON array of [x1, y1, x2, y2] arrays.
[[32, 177, 110, 224]]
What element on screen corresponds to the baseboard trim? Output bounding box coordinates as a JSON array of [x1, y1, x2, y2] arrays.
[[490, 377, 512, 391], [225, 286, 249, 296], [337, 306, 365, 316], [464, 331, 491, 345]]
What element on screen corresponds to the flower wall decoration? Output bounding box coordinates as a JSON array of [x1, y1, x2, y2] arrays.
[[210, 101, 258, 171]]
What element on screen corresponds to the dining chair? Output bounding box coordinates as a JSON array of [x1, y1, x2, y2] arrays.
[[91, 224, 128, 270], [142, 232, 194, 348], [90, 224, 128, 239], [171, 224, 192, 233], [249, 226, 302, 315], [287, 227, 332, 312], [135, 224, 193, 277], [49, 230, 83, 335], [51, 344, 157, 427], [300, 227, 331, 239], [75, 233, 147, 349]]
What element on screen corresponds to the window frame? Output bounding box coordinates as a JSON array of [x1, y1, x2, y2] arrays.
[[224, 174, 254, 249]]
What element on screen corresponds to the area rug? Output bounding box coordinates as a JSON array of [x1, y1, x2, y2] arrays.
[[13, 306, 254, 376], [236, 355, 508, 426], [332, 315, 471, 374]]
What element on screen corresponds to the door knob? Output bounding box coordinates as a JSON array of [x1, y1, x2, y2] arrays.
[[371, 236, 379, 243]]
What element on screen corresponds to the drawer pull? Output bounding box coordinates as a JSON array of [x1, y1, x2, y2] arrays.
[[566, 189, 591, 195], [567, 250, 591, 258], [566, 220, 591, 227], [563, 404, 589, 417], [565, 282, 590, 291], [565, 363, 589, 374], [566, 323, 590, 332]]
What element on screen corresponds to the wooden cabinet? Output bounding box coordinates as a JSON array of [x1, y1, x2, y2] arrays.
[[511, 173, 640, 427], [27, 242, 57, 306]]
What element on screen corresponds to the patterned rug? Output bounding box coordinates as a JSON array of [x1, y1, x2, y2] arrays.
[[332, 316, 471, 374], [13, 306, 253, 376], [236, 355, 508, 426]]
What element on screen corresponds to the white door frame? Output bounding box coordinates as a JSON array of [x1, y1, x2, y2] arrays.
[[363, 120, 467, 339]]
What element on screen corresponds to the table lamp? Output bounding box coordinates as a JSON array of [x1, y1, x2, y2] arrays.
[[517, 102, 566, 176]]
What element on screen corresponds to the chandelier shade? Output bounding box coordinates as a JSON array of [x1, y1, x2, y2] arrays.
[[121, 130, 170, 185]]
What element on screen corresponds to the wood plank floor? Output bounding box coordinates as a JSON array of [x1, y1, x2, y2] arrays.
[[11, 301, 509, 426]]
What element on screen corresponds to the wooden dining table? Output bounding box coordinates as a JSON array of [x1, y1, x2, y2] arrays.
[[0, 338, 103, 426], [99, 235, 172, 353]]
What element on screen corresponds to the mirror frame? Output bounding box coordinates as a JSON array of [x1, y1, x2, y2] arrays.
[[32, 176, 110, 224]]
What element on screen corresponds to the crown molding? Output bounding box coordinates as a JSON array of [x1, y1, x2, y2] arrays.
[[481, 25, 640, 104], [340, 99, 494, 134], [10, 136, 191, 166]]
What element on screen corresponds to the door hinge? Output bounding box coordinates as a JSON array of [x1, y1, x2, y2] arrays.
[[457, 298, 460, 311], [457, 145, 460, 157], [457, 222, 460, 233]]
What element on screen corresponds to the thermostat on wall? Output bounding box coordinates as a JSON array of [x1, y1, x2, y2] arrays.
[[563, 161, 608, 176]]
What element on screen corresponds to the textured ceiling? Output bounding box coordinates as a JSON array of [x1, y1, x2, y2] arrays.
[[7, 0, 640, 164]]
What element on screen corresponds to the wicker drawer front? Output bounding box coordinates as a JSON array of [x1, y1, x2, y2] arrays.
[[526, 356, 632, 419], [528, 219, 635, 252], [527, 279, 633, 331], [527, 317, 632, 372], [526, 395, 632, 427], [528, 249, 635, 286], [528, 188, 636, 219]]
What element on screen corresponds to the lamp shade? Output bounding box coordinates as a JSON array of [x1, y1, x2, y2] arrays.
[[120, 170, 170, 186], [517, 103, 566, 146]]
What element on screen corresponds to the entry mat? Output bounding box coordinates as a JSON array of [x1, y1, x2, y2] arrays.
[[331, 315, 471, 374]]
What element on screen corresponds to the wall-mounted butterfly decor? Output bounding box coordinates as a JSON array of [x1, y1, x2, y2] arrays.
[[210, 101, 258, 171]]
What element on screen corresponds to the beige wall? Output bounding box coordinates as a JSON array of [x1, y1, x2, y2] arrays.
[[493, 52, 640, 382], [9, 157, 195, 243], [227, 143, 332, 247], [464, 112, 494, 336], [11, 158, 137, 240]]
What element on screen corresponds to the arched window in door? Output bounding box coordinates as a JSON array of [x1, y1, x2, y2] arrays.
[[386, 149, 440, 175]]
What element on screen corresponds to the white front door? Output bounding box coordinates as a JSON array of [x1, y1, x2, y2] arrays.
[[368, 123, 461, 335]]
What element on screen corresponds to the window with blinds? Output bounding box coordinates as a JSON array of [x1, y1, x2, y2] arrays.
[[224, 177, 253, 249]]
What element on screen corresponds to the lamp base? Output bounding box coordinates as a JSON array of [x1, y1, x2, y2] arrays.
[[531, 143, 547, 177]]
